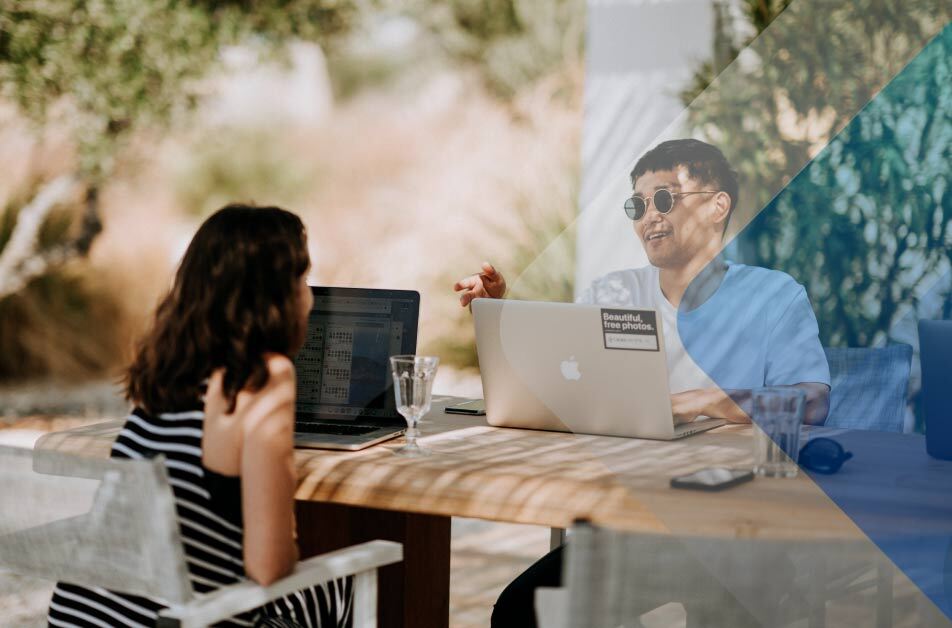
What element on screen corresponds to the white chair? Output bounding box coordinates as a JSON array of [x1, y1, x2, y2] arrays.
[[0, 444, 402, 627], [537, 520, 942, 628]]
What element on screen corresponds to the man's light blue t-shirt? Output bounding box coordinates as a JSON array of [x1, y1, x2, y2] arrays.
[[579, 262, 830, 391]]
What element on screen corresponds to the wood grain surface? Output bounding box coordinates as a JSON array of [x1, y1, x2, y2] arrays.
[[35, 397, 952, 542]]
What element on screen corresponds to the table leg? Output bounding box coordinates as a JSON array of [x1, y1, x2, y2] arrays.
[[296, 501, 451, 628]]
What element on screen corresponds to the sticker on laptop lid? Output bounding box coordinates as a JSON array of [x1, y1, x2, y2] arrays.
[[601, 309, 659, 351]]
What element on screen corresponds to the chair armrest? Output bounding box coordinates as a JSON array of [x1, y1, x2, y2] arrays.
[[159, 540, 402, 628]]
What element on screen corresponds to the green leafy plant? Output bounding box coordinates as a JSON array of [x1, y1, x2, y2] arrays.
[[0, 0, 362, 380], [682, 2, 952, 347], [404, 0, 586, 100]]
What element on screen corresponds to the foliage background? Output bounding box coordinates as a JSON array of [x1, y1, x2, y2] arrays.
[[681, 2, 951, 428], [4, 0, 948, 411], [734, 26, 952, 348], [682, 2, 951, 348], [0, 0, 585, 384]]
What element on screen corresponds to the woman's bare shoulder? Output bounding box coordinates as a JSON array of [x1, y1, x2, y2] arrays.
[[237, 354, 296, 442], [204, 356, 296, 421], [262, 353, 295, 383]]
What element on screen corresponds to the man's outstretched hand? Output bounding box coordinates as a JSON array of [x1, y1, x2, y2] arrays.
[[453, 262, 507, 307]]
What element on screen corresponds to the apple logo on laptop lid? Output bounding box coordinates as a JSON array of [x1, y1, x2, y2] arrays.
[[560, 356, 581, 381]]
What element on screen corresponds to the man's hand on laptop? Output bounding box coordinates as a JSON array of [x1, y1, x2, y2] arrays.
[[671, 389, 751, 424], [454, 262, 507, 307], [671, 390, 709, 424]]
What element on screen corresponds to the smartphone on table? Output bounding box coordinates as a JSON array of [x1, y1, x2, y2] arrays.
[[670, 467, 754, 491], [444, 399, 486, 416]]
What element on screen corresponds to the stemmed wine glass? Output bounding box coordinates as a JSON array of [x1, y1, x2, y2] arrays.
[[389, 355, 439, 457]]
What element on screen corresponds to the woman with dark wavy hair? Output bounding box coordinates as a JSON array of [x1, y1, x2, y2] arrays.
[[48, 205, 352, 628]]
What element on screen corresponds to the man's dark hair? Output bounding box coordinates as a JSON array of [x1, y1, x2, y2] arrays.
[[630, 139, 739, 232]]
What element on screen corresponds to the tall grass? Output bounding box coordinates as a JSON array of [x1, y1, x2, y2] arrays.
[[429, 194, 578, 369], [426, 70, 582, 370], [172, 128, 311, 216]]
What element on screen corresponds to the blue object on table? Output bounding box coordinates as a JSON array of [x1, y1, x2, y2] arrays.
[[919, 320, 952, 460], [798, 437, 853, 474], [823, 344, 913, 432]]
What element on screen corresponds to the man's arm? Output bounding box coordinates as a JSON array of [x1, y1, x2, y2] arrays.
[[797, 382, 830, 425], [673, 279, 832, 426], [671, 383, 830, 425], [763, 284, 831, 423]]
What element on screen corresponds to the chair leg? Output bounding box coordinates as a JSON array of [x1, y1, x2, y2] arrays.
[[807, 550, 828, 628], [808, 602, 827, 628], [353, 569, 378, 628]]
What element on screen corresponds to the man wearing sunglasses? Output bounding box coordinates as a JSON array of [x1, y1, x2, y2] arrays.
[[455, 138, 830, 425], [455, 138, 831, 628]]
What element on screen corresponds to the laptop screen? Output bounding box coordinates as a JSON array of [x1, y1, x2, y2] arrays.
[[294, 287, 419, 421]]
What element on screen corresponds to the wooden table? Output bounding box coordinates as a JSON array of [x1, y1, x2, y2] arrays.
[[35, 397, 952, 627]]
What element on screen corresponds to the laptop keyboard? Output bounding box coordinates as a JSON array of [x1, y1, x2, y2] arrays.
[[296, 422, 381, 436]]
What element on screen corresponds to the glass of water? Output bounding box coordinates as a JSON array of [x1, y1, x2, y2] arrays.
[[390, 355, 439, 458], [752, 387, 805, 478]]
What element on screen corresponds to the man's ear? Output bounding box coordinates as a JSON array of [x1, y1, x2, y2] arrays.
[[711, 191, 731, 227]]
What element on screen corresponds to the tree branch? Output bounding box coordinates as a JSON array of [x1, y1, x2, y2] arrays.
[[0, 176, 91, 301]]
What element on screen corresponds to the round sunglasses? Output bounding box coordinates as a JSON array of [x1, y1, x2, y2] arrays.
[[624, 189, 720, 221]]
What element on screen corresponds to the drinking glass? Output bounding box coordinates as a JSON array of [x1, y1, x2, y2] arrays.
[[752, 387, 805, 478], [390, 355, 439, 458]]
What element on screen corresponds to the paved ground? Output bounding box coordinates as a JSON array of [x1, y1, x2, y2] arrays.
[[450, 519, 549, 628]]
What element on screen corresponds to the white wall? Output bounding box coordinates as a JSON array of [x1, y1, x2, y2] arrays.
[[576, 0, 716, 295]]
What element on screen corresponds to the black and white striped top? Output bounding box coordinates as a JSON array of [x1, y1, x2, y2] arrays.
[[48, 407, 351, 628]]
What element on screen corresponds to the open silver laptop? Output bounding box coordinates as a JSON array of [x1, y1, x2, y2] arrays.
[[472, 298, 725, 440], [292, 286, 419, 450]]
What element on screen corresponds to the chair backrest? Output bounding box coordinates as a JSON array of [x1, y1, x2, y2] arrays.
[[823, 344, 912, 432], [561, 522, 889, 628], [919, 319, 952, 454], [0, 444, 194, 604]]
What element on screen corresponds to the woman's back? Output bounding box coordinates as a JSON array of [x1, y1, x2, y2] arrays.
[[47, 400, 352, 627], [48, 406, 255, 627]]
